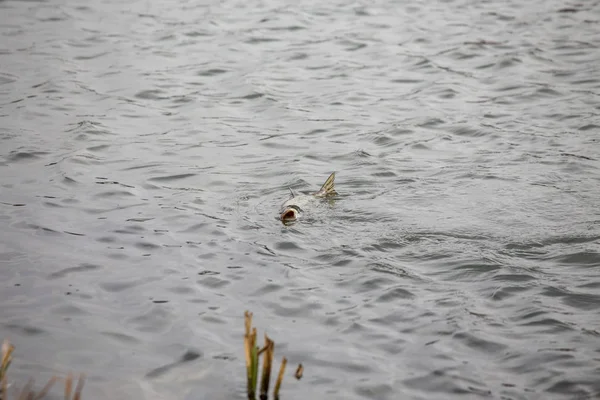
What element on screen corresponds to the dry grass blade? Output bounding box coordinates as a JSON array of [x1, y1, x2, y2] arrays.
[[33, 377, 58, 400], [257, 345, 269, 357], [64, 373, 73, 400], [17, 379, 34, 400], [1, 340, 14, 375], [0, 340, 85, 400], [259, 335, 274, 400], [1, 339, 15, 398], [273, 357, 287, 399], [73, 374, 85, 400]]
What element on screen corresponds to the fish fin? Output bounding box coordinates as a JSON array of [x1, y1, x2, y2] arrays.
[[316, 172, 336, 197]]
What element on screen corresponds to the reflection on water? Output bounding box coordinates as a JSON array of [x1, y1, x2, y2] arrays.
[[1, 0, 599, 398]]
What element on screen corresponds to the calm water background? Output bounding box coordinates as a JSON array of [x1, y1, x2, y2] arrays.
[[1, 0, 600, 398]]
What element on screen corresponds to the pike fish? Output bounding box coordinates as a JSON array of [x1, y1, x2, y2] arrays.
[[280, 172, 337, 223]]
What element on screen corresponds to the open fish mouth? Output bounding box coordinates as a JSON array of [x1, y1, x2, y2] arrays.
[[280, 207, 299, 222], [279, 173, 335, 224]]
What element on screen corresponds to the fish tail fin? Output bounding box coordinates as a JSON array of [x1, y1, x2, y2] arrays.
[[316, 172, 337, 196]]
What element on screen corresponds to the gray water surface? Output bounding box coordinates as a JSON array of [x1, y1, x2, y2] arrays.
[[1, 0, 600, 399]]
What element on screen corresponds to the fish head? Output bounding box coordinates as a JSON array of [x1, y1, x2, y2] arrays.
[[280, 205, 301, 223]]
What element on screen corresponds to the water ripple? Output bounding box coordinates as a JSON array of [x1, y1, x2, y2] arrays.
[[1, 0, 599, 398]]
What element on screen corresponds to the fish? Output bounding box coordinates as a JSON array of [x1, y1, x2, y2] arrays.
[[280, 172, 337, 223]]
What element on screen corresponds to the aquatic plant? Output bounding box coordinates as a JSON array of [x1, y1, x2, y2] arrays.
[[2, 312, 301, 400], [1, 339, 13, 398], [244, 311, 302, 400], [0, 339, 84, 400]]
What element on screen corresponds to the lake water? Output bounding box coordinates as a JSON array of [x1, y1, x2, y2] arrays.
[[1, 0, 599, 399]]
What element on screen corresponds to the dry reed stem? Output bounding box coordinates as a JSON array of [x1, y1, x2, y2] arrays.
[[1, 339, 15, 398], [17, 379, 34, 400], [244, 312, 254, 399], [244, 311, 253, 337], [33, 377, 58, 400], [273, 357, 287, 399], [0, 339, 84, 400], [250, 327, 258, 399], [244, 311, 304, 400], [244, 335, 252, 398], [259, 335, 274, 400], [245, 312, 260, 400], [294, 364, 303, 380], [72, 374, 85, 400], [64, 374, 73, 400]]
